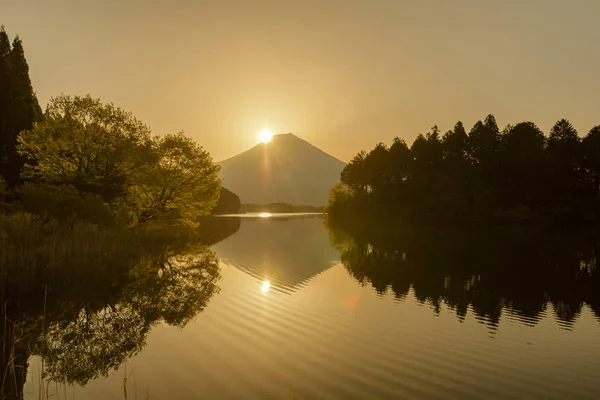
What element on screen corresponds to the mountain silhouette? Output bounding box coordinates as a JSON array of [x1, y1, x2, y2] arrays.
[[218, 133, 345, 206]]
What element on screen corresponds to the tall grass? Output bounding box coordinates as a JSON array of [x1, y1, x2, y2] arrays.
[[1, 213, 133, 284]]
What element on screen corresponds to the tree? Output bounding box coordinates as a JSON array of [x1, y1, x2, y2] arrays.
[[0, 27, 13, 187], [0, 30, 42, 188], [328, 116, 600, 227], [388, 137, 412, 186], [18, 95, 155, 202], [500, 122, 546, 208], [363, 143, 389, 193], [132, 133, 221, 224], [18, 95, 221, 225], [20, 182, 113, 228], [442, 121, 468, 161], [547, 119, 581, 211], [341, 151, 368, 193], [582, 126, 600, 198], [468, 115, 500, 164], [411, 127, 443, 172]]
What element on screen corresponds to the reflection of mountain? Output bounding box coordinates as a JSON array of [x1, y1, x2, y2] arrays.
[[218, 133, 345, 206], [211, 215, 340, 292]]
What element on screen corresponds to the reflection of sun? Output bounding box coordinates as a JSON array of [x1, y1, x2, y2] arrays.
[[261, 280, 271, 293], [259, 212, 272, 218], [259, 129, 273, 143]]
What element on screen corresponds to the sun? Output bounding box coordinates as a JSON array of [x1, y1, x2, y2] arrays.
[[258, 128, 273, 143]]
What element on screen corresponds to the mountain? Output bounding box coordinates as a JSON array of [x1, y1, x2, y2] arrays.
[[217, 133, 345, 206]]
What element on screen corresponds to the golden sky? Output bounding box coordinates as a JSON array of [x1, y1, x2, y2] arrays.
[[3, 0, 600, 161]]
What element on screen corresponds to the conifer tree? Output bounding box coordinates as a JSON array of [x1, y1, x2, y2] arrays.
[[0, 26, 11, 185], [4, 35, 42, 187], [0, 28, 42, 188]]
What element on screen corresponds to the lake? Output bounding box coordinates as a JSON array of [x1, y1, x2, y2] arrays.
[[16, 214, 600, 399]]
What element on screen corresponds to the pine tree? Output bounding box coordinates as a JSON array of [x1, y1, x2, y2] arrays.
[[1, 32, 42, 188], [0, 26, 12, 186]]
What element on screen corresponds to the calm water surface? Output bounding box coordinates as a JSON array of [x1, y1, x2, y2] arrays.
[[23, 214, 600, 399]]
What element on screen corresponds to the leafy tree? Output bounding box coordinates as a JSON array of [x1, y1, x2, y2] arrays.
[[341, 151, 368, 193], [18, 95, 221, 226], [18, 95, 155, 202], [132, 132, 220, 224], [20, 182, 113, 228], [363, 143, 389, 193], [388, 137, 411, 186]]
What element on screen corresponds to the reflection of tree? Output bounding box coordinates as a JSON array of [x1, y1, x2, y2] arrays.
[[41, 305, 149, 385], [195, 216, 241, 246], [37, 249, 220, 385], [128, 252, 220, 327], [328, 219, 600, 329], [0, 226, 221, 397]]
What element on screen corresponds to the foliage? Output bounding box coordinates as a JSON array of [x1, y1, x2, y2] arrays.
[[19, 182, 113, 228], [330, 115, 600, 228], [132, 132, 220, 224], [17, 95, 221, 226], [18, 95, 155, 201]]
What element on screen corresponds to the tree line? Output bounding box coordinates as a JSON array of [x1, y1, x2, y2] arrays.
[[0, 26, 222, 228], [329, 115, 600, 227]]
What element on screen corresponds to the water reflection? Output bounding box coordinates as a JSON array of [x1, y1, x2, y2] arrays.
[[0, 226, 224, 399], [326, 219, 600, 330], [260, 280, 271, 293], [211, 215, 340, 292], [259, 212, 272, 218]]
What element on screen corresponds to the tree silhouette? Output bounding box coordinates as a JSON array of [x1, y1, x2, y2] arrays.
[[0, 28, 42, 188], [583, 126, 600, 199], [328, 115, 600, 227]]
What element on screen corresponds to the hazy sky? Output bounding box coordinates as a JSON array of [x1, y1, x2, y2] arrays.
[[2, 0, 600, 161]]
